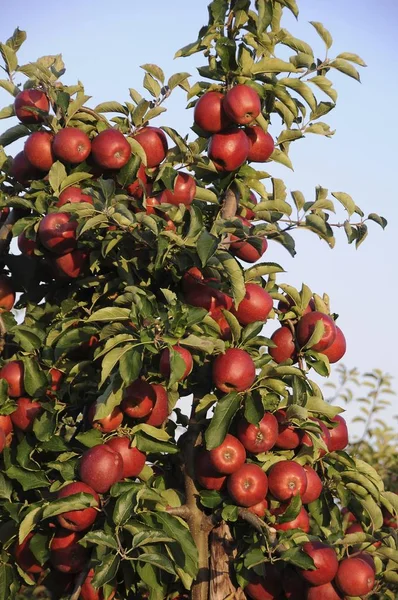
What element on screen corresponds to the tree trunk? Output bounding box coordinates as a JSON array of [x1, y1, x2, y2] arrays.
[[209, 522, 246, 600]]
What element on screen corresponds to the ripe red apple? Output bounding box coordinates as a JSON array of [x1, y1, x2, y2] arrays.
[[79, 444, 123, 493], [345, 522, 364, 535], [267, 461, 307, 501], [212, 348, 256, 393], [306, 582, 343, 600], [159, 172, 196, 206], [341, 507, 356, 525], [301, 418, 331, 456], [127, 164, 150, 198], [14, 532, 44, 574], [195, 450, 227, 491], [182, 268, 232, 316], [88, 404, 123, 432], [274, 409, 302, 449], [80, 568, 116, 600], [52, 128, 91, 164], [322, 326, 346, 363], [328, 414, 348, 452], [38, 213, 77, 255], [356, 552, 376, 571], [10, 151, 40, 185], [228, 463, 268, 507], [0, 276, 15, 312], [245, 126, 274, 162], [52, 249, 89, 279], [121, 379, 155, 418], [91, 129, 131, 169], [49, 530, 88, 573], [159, 345, 193, 381], [231, 283, 273, 325], [237, 412, 278, 454], [105, 436, 146, 478], [244, 565, 282, 600], [247, 498, 268, 518], [10, 397, 42, 431], [0, 428, 6, 452], [335, 557, 375, 596], [230, 217, 268, 263], [133, 126, 168, 168], [208, 128, 250, 172], [14, 89, 49, 124], [223, 85, 261, 125], [0, 360, 25, 397], [213, 312, 232, 341], [301, 465, 323, 504], [56, 482, 100, 531], [296, 311, 337, 352], [194, 91, 232, 133], [273, 506, 310, 533], [299, 541, 339, 586], [208, 434, 246, 475], [48, 368, 63, 393], [56, 186, 93, 207], [0, 414, 13, 437], [143, 384, 169, 427], [24, 131, 54, 171], [18, 231, 37, 256], [269, 327, 297, 364]]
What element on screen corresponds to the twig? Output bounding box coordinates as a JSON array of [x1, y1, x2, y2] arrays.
[[166, 505, 191, 519]]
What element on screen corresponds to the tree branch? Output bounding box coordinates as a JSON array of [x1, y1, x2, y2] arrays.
[[221, 186, 239, 220], [0, 208, 22, 256]]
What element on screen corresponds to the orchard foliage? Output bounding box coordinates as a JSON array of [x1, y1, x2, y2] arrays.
[[0, 1, 396, 600]]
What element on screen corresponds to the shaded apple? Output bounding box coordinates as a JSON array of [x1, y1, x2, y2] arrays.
[[52, 127, 91, 164], [49, 368, 63, 393], [244, 565, 282, 600], [18, 231, 37, 256], [231, 283, 273, 325], [322, 326, 346, 363], [80, 568, 116, 600], [299, 541, 338, 586], [159, 345, 193, 381], [230, 217, 268, 263], [10, 151, 40, 185], [227, 463, 268, 507], [0, 414, 13, 437], [0, 360, 25, 397], [273, 506, 310, 533], [38, 212, 77, 255], [14, 89, 49, 124], [11, 397, 42, 431], [0, 428, 6, 452], [0, 275, 15, 312], [52, 249, 89, 279], [223, 85, 261, 125], [328, 414, 348, 452], [208, 128, 250, 172], [195, 450, 227, 491], [208, 433, 246, 475], [56, 482, 100, 531], [126, 164, 150, 198], [274, 409, 302, 449], [133, 126, 168, 168], [182, 267, 232, 317], [335, 557, 375, 597], [267, 460, 307, 501], [245, 126, 274, 162], [143, 384, 169, 427], [247, 498, 268, 518], [159, 172, 196, 206], [14, 532, 44, 574], [49, 530, 88, 573], [194, 91, 232, 133], [301, 465, 323, 504], [283, 566, 309, 600], [237, 412, 278, 454], [306, 582, 343, 600], [296, 311, 337, 352], [79, 444, 123, 493], [88, 403, 123, 433], [382, 505, 397, 529], [24, 131, 54, 171], [212, 348, 256, 393], [56, 186, 93, 207], [121, 379, 155, 418], [269, 327, 297, 364], [105, 436, 146, 478], [91, 129, 131, 170]]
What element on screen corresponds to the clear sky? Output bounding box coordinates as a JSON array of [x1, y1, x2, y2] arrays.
[[0, 1, 397, 434]]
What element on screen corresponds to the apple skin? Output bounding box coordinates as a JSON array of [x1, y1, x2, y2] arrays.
[[321, 326, 346, 364], [306, 582, 344, 600], [245, 126, 274, 162], [267, 460, 307, 502], [143, 384, 169, 427], [0, 276, 15, 312], [0, 360, 25, 397], [38, 212, 78, 255], [56, 186, 93, 207], [10, 397, 42, 431], [301, 465, 323, 504], [244, 565, 282, 600], [227, 463, 268, 507], [194, 91, 232, 134], [14, 89, 49, 124], [49, 368, 63, 393], [24, 131, 54, 171], [195, 450, 227, 491], [208, 127, 250, 172], [52, 127, 91, 164], [126, 164, 149, 198], [299, 541, 339, 586], [52, 249, 89, 279], [88, 403, 123, 433], [231, 283, 273, 326], [301, 418, 331, 457], [269, 327, 297, 364], [247, 498, 268, 518], [237, 412, 278, 454], [49, 530, 88, 574], [328, 414, 348, 452], [91, 129, 131, 170], [223, 85, 261, 125], [212, 348, 256, 393], [273, 506, 310, 533], [0, 414, 13, 437], [213, 312, 232, 341], [133, 126, 168, 168], [56, 482, 100, 532], [230, 217, 268, 263], [335, 557, 375, 597], [0, 428, 6, 452], [159, 172, 196, 206], [182, 267, 232, 317], [208, 433, 246, 475], [80, 568, 116, 600], [159, 345, 193, 381], [18, 231, 38, 256], [79, 444, 124, 493], [10, 151, 40, 185], [274, 409, 302, 450], [121, 379, 155, 418], [105, 436, 146, 478], [14, 532, 44, 574], [296, 311, 337, 352]]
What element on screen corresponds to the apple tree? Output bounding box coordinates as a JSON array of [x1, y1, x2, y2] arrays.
[[0, 1, 396, 599]]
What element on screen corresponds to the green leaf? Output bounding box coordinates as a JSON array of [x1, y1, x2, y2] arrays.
[[280, 547, 315, 570], [0, 473, 12, 500], [205, 392, 240, 450], [94, 101, 128, 114], [59, 172, 93, 192], [92, 554, 120, 589], [143, 73, 161, 98], [81, 530, 119, 550], [168, 72, 190, 91], [335, 52, 366, 67], [197, 230, 219, 267], [309, 21, 333, 49], [141, 63, 165, 84], [19, 506, 43, 544], [278, 78, 316, 111], [0, 105, 14, 119], [252, 57, 298, 74], [22, 357, 47, 397], [0, 124, 30, 147], [217, 251, 245, 306], [48, 161, 68, 194], [0, 43, 17, 74], [113, 488, 138, 526], [330, 59, 361, 81], [367, 213, 387, 229], [136, 553, 176, 575], [42, 493, 98, 520], [6, 466, 48, 491], [88, 307, 131, 322], [6, 28, 27, 52], [270, 147, 294, 170], [244, 262, 285, 279]]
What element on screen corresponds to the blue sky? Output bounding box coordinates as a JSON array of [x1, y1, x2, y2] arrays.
[[0, 1, 397, 434]]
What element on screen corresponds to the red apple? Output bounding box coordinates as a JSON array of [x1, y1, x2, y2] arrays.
[[0, 428, 6, 452], [52, 127, 91, 164], [245, 126, 274, 162], [91, 129, 131, 169], [49, 368, 63, 393], [18, 231, 37, 255], [267, 461, 307, 501], [247, 498, 268, 518], [335, 557, 375, 597], [49, 530, 88, 574], [328, 415, 348, 452], [79, 444, 123, 493], [195, 450, 227, 491], [301, 465, 323, 504], [38, 212, 77, 255], [159, 345, 193, 381], [212, 348, 256, 393], [0, 360, 25, 397], [56, 482, 100, 531], [10, 152, 40, 184], [159, 172, 196, 206], [230, 217, 268, 263], [301, 418, 331, 456], [296, 312, 337, 352], [15, 532, 44, 574], [213, 312, 232, 341], [208, 434, 246, 475], [356, 552, 376, 571], [341, 507, 356, 525], [14, 89, 49, 124], [126, 164, 150, 198], [306, 582, 343, 600], [237, 413, 278, 454], [52, 249, 89, 279], [273, 506, 310, 533], [121, 379, 155, 418], [223, 85, 261, 125], [322, 326, 346, 363], [0, 276, 15, 312], [80, 568, 116, 600], [231, 283, 273, 325], [274, 409, 302, 449], [143, 384, 169, 427], [269, 327, 297, 364], [88, 404, 123, 432], [208, 128, 250, 172], [56, 186, 93, 207], [228, 463, 268, 507], [244, 565, 282, 600], [182, 268, 232, 317], [0, 414, 13, 437], [345, 522, 363, 535], [194, 91, 232, 133], [105, 436, 146, 478], [10, 397, 42, 431], [133, 126, 168, 168], [24, 131, 54, 171], [299, 541, 339, 586]]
